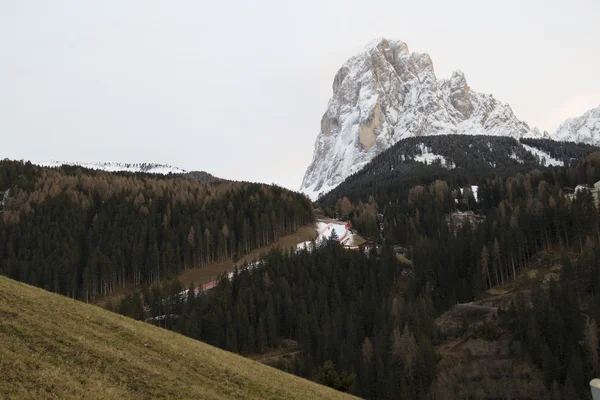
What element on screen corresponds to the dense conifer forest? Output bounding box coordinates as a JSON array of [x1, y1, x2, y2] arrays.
[[120, 142, 600, 398], [0, 160, 312, 301], [125, 239, 439, 399]]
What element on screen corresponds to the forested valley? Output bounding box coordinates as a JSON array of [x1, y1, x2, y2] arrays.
[[122, 142, 600, 398]]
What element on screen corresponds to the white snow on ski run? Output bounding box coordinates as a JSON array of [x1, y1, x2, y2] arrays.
[[295, 241, 316, 251], [521, 144, 564, 167], [316, 221, 352, 243], [295, 220, 354, 252]]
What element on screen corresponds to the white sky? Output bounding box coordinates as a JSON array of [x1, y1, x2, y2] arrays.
[[1, 0, 599, 190]]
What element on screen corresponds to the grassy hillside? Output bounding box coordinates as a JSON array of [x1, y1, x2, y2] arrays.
[[0, 276, 357, 400]]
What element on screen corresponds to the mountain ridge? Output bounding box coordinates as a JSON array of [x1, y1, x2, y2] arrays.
[[553, 104, 600, 145], [33, 160, 223, 184], [38, 160, 187, 174]]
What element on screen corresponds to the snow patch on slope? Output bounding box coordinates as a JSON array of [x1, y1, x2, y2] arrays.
[[509, 152, 524, 164], [521, 144, 564, 166], [460, 186, 479, 202], [295, 241, 316, 252], [413, 144, 456, 168]]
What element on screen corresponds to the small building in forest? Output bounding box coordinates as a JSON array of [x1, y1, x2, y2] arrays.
[[355, 239, 380, 253]]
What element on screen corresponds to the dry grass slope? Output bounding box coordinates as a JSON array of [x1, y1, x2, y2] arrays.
[[0, 276, 357, 400]]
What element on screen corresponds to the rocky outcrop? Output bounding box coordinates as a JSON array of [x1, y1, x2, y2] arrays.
[[300, 38, 541, 200]]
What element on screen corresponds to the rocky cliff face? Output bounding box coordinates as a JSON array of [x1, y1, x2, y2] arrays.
[[300, 38, 541, 200], [553, 105, 600, 145]]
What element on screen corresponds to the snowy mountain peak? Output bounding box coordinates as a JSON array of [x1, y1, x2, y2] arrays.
[[300, 38, 542, 200], [553, 104, 600, 145]]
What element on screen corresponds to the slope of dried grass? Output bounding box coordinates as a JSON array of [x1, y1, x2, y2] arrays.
[[0, 276, 357, 400]]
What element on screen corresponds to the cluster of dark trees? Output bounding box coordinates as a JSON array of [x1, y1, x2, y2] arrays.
[[0, 160, 312, 302], [122, 236, 439, 399]]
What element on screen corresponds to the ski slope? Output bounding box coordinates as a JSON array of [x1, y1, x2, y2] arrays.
[[295, 220, 354, 253]]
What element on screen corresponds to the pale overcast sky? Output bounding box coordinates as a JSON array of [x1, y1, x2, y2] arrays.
[[1, 1, 599, 190]]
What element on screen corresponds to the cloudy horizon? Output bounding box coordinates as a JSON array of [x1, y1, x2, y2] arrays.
[[2, 0, 599, 190]]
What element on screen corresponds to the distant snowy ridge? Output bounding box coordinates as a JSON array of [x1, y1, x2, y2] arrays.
[[37, 160, 187, 175], [553, 105, 600, 146], [300, 38, 543, 200]]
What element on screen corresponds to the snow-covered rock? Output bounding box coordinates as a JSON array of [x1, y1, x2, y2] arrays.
[[300, 38, 542, 200], [37, 161, 187, 175], [553, 105, 600, 145]]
